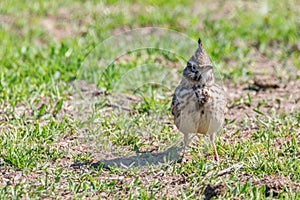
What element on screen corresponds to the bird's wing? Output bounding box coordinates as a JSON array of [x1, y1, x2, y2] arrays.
[[171, 92, 180, 118]]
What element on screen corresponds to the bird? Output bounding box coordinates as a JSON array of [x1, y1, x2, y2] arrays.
[[171, 38, 226, 162]]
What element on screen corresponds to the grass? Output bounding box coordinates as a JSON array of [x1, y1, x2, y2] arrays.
[[0, 0, 300, 199]]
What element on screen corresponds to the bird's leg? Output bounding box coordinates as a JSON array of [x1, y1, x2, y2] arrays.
[[212, 141, 219, 162], [210, 134, 219, 162], [184, 133, 189, 149], [182, 133, 190, 156]]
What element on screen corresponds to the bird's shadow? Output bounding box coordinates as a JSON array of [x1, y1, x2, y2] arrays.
[[71, 146, 183, 169]]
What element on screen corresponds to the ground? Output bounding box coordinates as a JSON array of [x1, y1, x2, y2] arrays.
[[0, 0, 300, 199]]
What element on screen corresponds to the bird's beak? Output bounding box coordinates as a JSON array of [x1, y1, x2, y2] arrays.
[[202, 65, 213, 74]]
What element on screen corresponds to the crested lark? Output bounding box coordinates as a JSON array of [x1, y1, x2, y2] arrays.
[[172, 38, 226, 162]]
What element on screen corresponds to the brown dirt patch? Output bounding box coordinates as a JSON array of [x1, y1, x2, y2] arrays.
[[252, 175, 300, 196], [39, 7, 89, 40], [225, 79, 300, 123], [0, 15, 15, 26], [204, 182, 228, 200], [253, 75, 280, 90]]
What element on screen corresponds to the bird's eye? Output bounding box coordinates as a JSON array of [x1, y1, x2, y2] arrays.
[[191, 65, 196, 72], [187, 62, 196, 72]]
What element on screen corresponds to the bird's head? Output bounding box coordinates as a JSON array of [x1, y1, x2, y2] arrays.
[[183, 38, 214, 85]]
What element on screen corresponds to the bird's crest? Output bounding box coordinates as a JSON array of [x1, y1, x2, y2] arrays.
[[189, 37, 212, 66]]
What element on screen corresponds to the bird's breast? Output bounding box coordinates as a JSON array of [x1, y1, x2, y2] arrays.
[[175, 85, 226, 135]]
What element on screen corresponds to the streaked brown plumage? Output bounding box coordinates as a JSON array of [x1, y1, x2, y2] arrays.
[[172, 38, 226, 161]]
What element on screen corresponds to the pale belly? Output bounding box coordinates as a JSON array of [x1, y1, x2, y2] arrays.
[[175, 86, 225, 135], [177, 105, 199, 134]]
